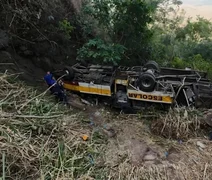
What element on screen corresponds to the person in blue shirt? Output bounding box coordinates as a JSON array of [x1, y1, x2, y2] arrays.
[[44, 71, 56, 87], [44, 71, 69, 105]]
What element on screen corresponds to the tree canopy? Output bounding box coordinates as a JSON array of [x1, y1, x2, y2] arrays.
[[77, 0, 160, 65]]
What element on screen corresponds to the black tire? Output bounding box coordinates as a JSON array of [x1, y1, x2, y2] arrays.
[[143, 61, 160, 72], [138, 72, 156, 92], [63, 66, 75, 80]]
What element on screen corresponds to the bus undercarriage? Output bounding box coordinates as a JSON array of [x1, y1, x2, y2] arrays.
[[53, 61, 212, 110]]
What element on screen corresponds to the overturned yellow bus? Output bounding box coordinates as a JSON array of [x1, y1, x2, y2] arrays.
[[54, 61, 212, 110]]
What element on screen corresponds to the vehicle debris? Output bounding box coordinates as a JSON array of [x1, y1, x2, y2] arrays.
[[82, 134, 89, 141]]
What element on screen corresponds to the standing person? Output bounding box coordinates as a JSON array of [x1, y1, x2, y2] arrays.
[[44, 71, 56, 92], [44, 71, 69, 105]]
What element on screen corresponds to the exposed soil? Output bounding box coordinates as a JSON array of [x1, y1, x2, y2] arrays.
[[75, 107, 212, 179], [0, 38, 80, 88]]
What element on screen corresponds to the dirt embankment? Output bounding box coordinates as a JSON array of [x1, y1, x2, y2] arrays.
[[0, 0, 84, 85]]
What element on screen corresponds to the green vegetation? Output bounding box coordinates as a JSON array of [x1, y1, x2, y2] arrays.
[[59, 19, 74, 38], [77, 38, 126, 65], [1, 0, 212, 75], [76, 0, 157, 65], [75, 0, 212, 77]]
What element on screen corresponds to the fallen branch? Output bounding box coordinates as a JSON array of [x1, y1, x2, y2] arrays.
[[0, 114, 63, 119], [0, 63, 15, 66]]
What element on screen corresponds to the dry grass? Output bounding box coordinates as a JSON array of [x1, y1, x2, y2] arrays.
[[0, 72, 106, 180], [151, 108, 207, 140], [103, 114, 212, 180], [0, 72, 212, 180]]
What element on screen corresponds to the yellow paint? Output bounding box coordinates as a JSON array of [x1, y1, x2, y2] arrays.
[[63, 83, 111, 96], [79, 86, 111, 96], [64, 82, 172, 103], [162, 96, 173, 103], [128, 93, 173, 104]]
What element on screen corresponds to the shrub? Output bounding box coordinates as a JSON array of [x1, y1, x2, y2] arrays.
[[59, 19, 74, 38], [170, 57, 186, 69], [77, 38, 126, 65]]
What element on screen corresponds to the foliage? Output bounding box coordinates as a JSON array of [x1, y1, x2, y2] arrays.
[[0, 0, 74, 42], [189, 54, 211, 71], [150, 0, 185, 62], [77, 0, 159, 65], [190, 40, 212, 61], [77, 38, 126, 65], [153, 0, 184, 32], [170, 57, 186, 68], [168, 54, 212, 78], [59, 19, 74, 38], [151, 0, 212, 72], [176, 17, 212, 42]]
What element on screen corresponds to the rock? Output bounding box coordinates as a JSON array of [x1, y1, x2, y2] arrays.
[[102, 124, 116, 137], [196, 141, 206, 149], [94, 111, 101, 117], [143, 154, 157, 161], [81, 98, 91, 105], [102, 128, 116, 138], [129, 140, 148, 166], [48, 15, 55, 21], [71, 102, 85, 110], [204, 112, 212, 127], [103, 124, 113, 131]]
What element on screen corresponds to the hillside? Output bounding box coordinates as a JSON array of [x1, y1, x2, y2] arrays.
[[0, 73, 212, 179], [1, 1, 212, 179], [0, 0, 84, 86]]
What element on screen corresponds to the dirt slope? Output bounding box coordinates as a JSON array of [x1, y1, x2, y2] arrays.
[[0, 0, 84, 85]]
